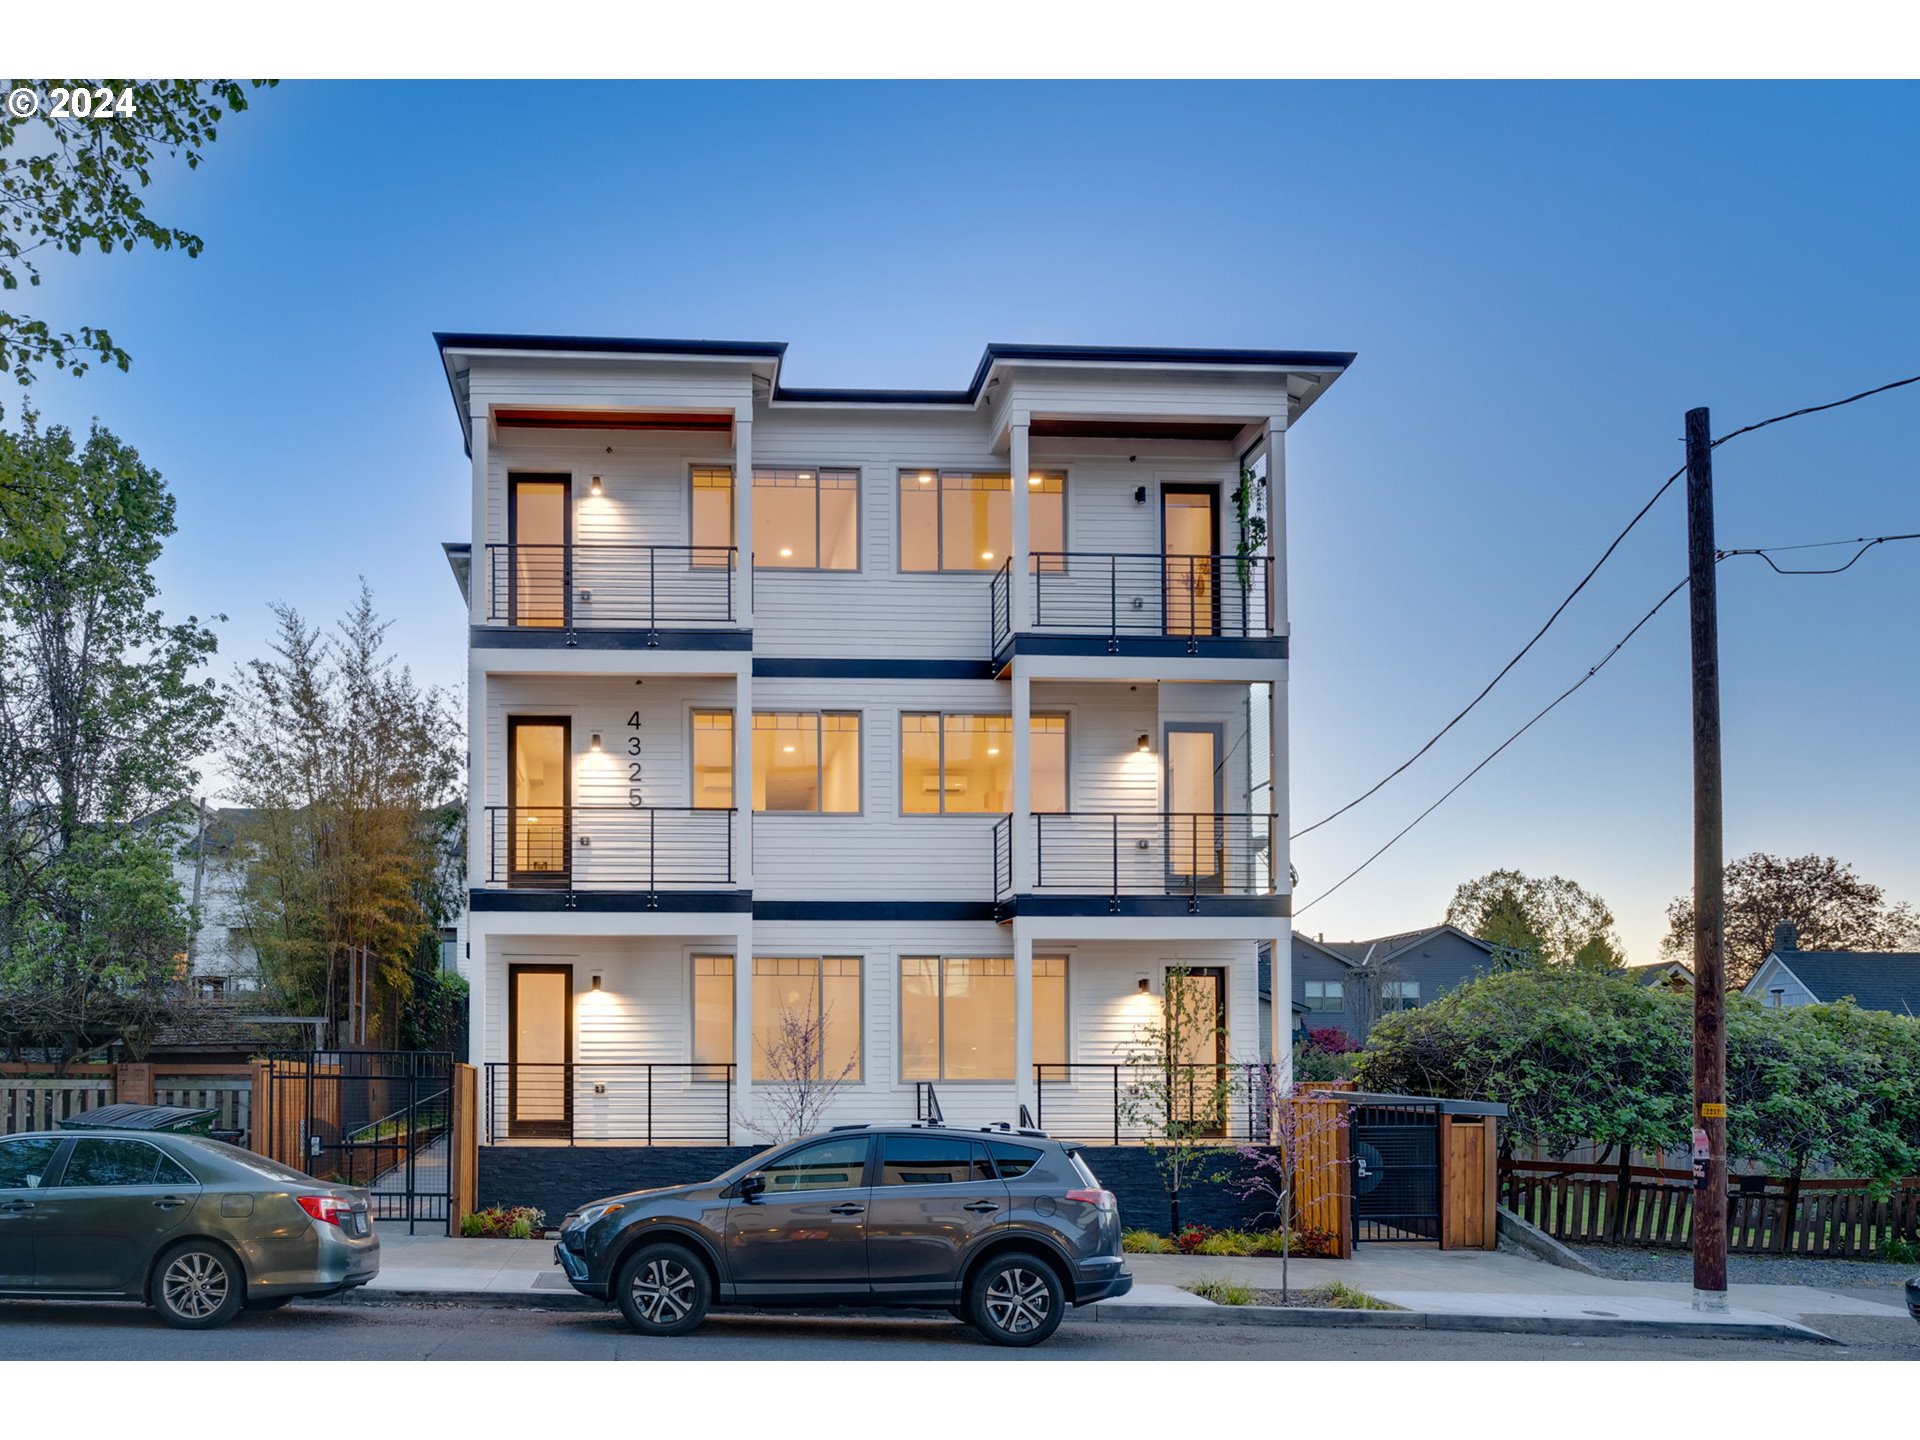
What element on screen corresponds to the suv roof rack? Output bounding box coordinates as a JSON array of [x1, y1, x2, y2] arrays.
[[979, 1122, 1051, 1139]]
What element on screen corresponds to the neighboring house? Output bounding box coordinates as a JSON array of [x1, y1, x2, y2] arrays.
[[440, 330, 1351, 1142], [137, 801, 264, 998], [1628, 960, 1695, 990], [1268, 924, 1499, 1046], [1742, 922, 1920, 1017]]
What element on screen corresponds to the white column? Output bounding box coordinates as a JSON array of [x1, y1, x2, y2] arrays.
[[734, 667, 753, 889], [1271, 676, 1289, 892], [470, 406, 490, 627], [732, 917, 755, 1137], [1270, 924, 1294, 1140], [467, 658, 488, 889], [734, 414, 754, 628], [466, 918, 488, 1080], [1009, 416, 1031, 633], [1010, 667, 1032, 893], [1013, 929, 1035, 1117], [1266, 413, 1288, 638]]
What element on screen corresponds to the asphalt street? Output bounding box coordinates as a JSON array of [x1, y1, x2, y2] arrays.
[[0, 1299, 1915, 1361]]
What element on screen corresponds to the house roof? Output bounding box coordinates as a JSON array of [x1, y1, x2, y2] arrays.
[[1628, 961, 1696, 987], [1748, 948, 1920, 1016], [1297, 923, 1497, 970]]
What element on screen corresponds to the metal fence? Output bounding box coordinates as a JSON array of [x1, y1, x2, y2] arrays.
[[484, 1062, 736, 1145], [991, 552, 1276, 652], [482, 805, 735, 891], [1031, 1062, 1273, 1145], [1006, 812, 1276, 900], [484, 543, 737, 628]]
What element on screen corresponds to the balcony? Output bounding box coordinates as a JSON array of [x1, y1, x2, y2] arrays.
[[993, 811, 1278, 911], [483, 1061, 736, 1144], [990, 552, 1276, 658], [479, 806, 737, 904], [482, 544, 739, 636], [1032, 1062, 1276, 1145]]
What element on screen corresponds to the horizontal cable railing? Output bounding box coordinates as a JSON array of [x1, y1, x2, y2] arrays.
[[1029, 552, 1275, 641], [989, 558, 1013, 654], [1032, 811, 1276, 897], [484, 544, 737, 628], [1033, 1063, 1274, 1146], [991, 815, 1013, 901], [482, 806, 735, 891], [485, 1063, 734, 1145]]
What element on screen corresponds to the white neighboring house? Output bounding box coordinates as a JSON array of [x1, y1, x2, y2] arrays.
[[439, 332, 1351, 1145], [173, 804, 264, 999], [1743, 921, 1920, 1016]]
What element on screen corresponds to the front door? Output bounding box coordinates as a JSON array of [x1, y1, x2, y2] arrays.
[[865, 1133, 1009, 1301], [1166, 966, 1229, 1138], [724, 1134, 872, 1300], [508, 716, 570, 887], [33, 1138, 200, 1293], [1164, 723, 1225, 892], [1162, 486, 1219, 636], [0, 1136, 64, 1289], [508, 964, 573, 1139], [508, 474, 570, 627]]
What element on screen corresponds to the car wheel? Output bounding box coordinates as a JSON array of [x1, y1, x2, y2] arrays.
[[968, 1253, 1064, 1347], [151, 1242, 245, 1330], [244, 1296, 296, 1312], [614, 1242, 711, 1337]]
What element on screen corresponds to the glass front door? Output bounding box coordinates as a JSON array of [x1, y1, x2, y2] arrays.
[[509, 717, 570, 886], [1166, 966, 1229, 1136], [508, 964, 572, 1138], [1164, 724, 1224, 891], [1162, 487, 1219, 636], [509, 475, 569, 627]]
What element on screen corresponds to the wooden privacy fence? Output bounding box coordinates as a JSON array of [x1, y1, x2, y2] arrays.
[[0, 1076, 115, 1132], [1, 1066, 253, 1138], [1501, 1158, 1920, 1257]]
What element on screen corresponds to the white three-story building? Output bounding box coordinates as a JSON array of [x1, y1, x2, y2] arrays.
[[439, 332, 1351, 1149]]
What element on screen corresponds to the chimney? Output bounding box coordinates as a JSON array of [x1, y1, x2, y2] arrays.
[[1773, 920, 1798, 954]]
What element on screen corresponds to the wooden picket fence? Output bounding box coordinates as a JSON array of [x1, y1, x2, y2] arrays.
[[1, 1067, 253, 1139], [0, 1076, 116, 1132], [1500, 1157, 1920, 1257]]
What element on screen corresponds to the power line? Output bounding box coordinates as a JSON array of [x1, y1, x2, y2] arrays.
[[1289, 370, 1920, 843], [1292, 575, 1691, 916], [1718, 531, 1920, 576]]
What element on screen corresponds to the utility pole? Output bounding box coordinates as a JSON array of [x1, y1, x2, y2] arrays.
[[1685, 406, 1729, 1310]]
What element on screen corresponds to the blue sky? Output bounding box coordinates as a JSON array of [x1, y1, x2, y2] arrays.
[[19, 81, 1919, 962]]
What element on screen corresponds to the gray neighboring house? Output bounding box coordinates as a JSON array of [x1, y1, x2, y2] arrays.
[[1258, 923, 1500, 1055], [1628, 960, 1695, 990], [1741, 922, 1920, 1017]]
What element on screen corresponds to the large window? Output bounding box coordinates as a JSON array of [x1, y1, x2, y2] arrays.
[[752, 957, 862, 1081], [901, 713, 1012, 814], [692, 955, 734, 1067], [752, 712, 860, 812], [1031, 714, 1067, 814], [1304, 979, 1344, 1012], [898, 470, 1064, 573], [1382, 979, 1421, 1012], [901, 955, 1067, 1080], [689, 466, 859, 570], [691, 709, 733, 809]]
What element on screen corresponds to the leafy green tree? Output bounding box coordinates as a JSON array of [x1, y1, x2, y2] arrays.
[[1447, 868, 1624, 969], [1664, 852, 1920, 988], [0, 414, 221, 1066], [0, 79, 273, 385], [1116, 967, 1239, 1234], [219, 587, 463, 1045]]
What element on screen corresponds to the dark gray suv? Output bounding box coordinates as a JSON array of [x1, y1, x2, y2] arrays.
[[553, 1123, 1131, 1346]]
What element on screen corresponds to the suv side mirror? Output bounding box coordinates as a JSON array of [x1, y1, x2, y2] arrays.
[[738, 1173, 766, 1203]]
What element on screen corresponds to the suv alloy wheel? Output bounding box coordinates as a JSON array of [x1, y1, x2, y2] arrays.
[[615, 1241, 712, 1336], [968, 1253, 1065, 1347]]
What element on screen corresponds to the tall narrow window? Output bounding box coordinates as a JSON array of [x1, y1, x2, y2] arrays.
[[754, 467, 859, 570], [690, 467, 733, 565], [1030, 715, 1068, 813], [753, 712, 860, 813], [900, 713, 1012, 814], [752, 957, 861, 1081], [691, 710, 734, 809], [1034, 955, 1068, 1067], [898, 470, 1065, 573], [691, 955, 734, 1069]]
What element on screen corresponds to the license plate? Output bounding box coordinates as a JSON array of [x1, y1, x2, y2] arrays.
[[346, 1211, 370, 1237]]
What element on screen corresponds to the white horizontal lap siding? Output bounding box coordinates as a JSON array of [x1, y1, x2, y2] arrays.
[[750, 677, 1010, 901], [1004, 367, 1293, 421]]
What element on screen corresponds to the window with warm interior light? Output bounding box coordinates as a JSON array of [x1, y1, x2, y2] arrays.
[[900, 955, 1067, 1080], [898, 470, 1064, 572], [752, 957, 861, 1081], [752, 712, 860, 812], [901, 713, 1011, 814], [691, 709, 733, 808], [1030, 714, 1067, 813], [690, 467, 734, 565], [691, 955, 733, 1069], [753, 466, 858, 569]]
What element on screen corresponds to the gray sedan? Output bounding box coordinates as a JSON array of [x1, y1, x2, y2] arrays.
[[0, 1129, 379, 1328]]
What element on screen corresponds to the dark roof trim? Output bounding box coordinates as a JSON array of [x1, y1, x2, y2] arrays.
[[434, 332, 788, 361]]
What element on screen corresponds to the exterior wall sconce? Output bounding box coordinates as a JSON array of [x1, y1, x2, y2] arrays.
[[589, 475, 603, 497], [1138, 977, 1151, 994], [1133, 486, 1147, 505], [1137, 734, 1151, 753], [590, 733, 603, 752], [590, 973, 602, 992]]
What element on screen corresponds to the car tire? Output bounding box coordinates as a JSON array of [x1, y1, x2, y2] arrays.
[[967, 1253, 1065, 1347], [150, 1241, 246, 1330], [244, 1296, 296, 1312], [614, 1242, 711, 1337]]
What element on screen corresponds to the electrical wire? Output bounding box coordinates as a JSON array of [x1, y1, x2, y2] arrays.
[[1718, 532, 1920, 576], [1289, 371, 1920, 843]]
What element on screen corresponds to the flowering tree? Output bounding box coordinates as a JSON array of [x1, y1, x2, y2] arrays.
[[1233, 1093, 1351, 1302], [746, 1000, 858, 1142], [1116, 967, 1238, 1234]]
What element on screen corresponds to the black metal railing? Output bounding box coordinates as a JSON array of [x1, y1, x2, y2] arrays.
[[991, 815, 1013, 900], [482, 806, 735, 891], [1013, 811, 1275, 900], [989, 559, 1013, 654], [1032, 1062, 1275, 1145], [991, 551, 1276, 653], [484, 544, 738, 628], [484, 1062, 734, 1145]]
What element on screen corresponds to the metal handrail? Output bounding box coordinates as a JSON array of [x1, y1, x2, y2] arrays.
[[484, 1062, 735, 1146], [1030, 811, 1277, 898], [1027, 550, 1275, 642], [482, 806, 735, 891], [1032, 1062, 1275, 1145], [991, 815, 1013, 901], [484, 543, 738, 628]]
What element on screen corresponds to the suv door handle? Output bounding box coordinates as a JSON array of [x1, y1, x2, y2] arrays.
[[0, 1201, 33, 1215], [827, 1203, 865, 1216], [152, 1196, 189, 1210], [962, 1201, 1001, 1214]]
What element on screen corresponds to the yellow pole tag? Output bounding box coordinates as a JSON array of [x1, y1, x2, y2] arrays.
[[1700, 1102, 1726, 1119]]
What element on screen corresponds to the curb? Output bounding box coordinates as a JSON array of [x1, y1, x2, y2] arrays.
[[328, 1285, 1832, 1343]]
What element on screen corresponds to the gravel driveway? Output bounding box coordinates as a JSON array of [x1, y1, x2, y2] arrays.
[[1566, 1244, 1916, 1294]]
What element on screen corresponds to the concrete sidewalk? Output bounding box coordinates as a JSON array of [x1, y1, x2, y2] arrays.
[[360, 1233, 1905, 1340]]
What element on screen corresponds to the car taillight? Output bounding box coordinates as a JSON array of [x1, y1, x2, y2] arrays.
[[1065, 1188, 1116, 1212], [298, 1195, 353, 1228]]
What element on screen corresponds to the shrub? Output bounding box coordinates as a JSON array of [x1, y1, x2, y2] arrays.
[[1185, 1276, 1256, 1306], [1307, 1027, 1362, 1055], [1122, 1229, 1174, 1254], [1173, 1224, 1215, 1254], [1292, 1226, 1340, 1258], [1301, 1281, 1396, 1310], [1196, 1230, 1263, 1256], [460, 1205, 546, 1239], [1880, 1235, 1919, 1266]]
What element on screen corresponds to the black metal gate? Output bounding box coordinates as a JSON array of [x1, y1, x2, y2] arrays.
[[265, 1050, 454, 1234], [1351, 1100, 1441, 1243]]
